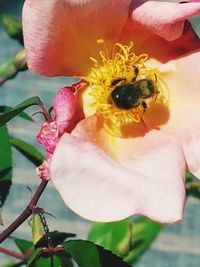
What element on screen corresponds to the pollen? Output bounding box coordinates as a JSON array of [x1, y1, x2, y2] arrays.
[[85, 40, 168, 135]]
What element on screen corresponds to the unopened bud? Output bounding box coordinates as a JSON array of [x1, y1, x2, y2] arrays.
[[1, 14, 23, 44], [14, 49, 27, 71], [0, 49, 27, 85]]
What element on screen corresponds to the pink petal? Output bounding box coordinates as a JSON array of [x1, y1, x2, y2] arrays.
[[155, 50, 200, 178], [171, 121, 200, 177], [131, 0, 200, 41], [51, 124, 185, 223], [121, 3, 200, 63], [22, 0, 131, 76]]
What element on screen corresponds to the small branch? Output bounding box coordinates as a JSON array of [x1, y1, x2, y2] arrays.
[[186, 181, 200, 190], [0, 246, 25, 260], [0, 77, 6, 86], [0, 179, 48, 243]]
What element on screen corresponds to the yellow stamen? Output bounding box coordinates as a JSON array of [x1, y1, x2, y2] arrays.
[[85, 40, 168, 135]]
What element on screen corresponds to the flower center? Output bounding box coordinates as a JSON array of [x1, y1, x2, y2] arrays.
[[85, 40, 168, 134]]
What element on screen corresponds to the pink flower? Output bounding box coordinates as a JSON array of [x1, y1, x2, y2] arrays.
[[23, 0, 200, 223]]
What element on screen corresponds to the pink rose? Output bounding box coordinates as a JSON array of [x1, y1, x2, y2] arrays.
[[23, 0, 200, 223]]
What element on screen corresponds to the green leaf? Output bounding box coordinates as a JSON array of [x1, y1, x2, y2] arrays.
[[185, 171, 197, 183], [56, 250, 74, 267], [12, 236, 72, 266], [35, 231, 76, 249], [33, 255, 63, 267], [27, 249, 63, 267], [0, 106, 34, 122], [63, 240, 132, 267], [0, 14, 23, 44], [0, 125, 12, 207], [88, 219, 131, 256], [0, 96, 42, 127], [27, 247, 43, 266], [12, 236, 33, 255], [125, 217, 162, 264], [10, 138, 44, 167], [2, 261, 15, 267]]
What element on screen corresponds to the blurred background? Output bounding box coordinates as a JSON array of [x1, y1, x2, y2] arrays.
[[0, 1, 200, 266]]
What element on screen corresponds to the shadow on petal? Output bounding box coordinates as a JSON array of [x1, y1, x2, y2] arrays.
[[144, 100, 170, 130]]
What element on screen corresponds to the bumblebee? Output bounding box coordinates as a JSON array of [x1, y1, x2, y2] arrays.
[[110, 77, 157, 112]]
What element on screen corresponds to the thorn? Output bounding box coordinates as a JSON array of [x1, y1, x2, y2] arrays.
[[26, 186, 32, 195], [33, 206, 57, 220], [31, 111, 46, 120], [48, 106, 54, 114], [0, 208, 4, 226], [43, 211, 57, 220]]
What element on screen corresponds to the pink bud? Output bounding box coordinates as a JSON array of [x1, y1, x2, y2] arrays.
[[36, 121, 59, 154], [53, 80, 88, 134], [53, 87, 76, 134], [36, 159, 51, 180]]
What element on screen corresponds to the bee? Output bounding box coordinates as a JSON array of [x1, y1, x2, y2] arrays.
[[110, 77, 158, 112]]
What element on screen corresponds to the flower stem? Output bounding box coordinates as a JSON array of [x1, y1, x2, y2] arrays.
[[0, 180, 48, 244], [0, 246, 25, 260]]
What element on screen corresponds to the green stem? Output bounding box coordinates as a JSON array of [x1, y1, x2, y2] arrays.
[[186, 181, 200, 190]]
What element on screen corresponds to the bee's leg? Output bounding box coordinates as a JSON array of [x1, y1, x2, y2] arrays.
[[131, 66, 139, 81], [141, 101, 147, 115], [154, 90, 159, 101], [140, 101, 150, 130], [111, 78, 126, 86]]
